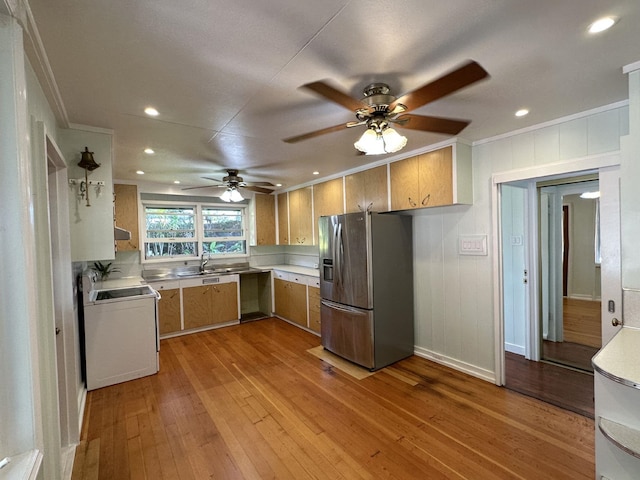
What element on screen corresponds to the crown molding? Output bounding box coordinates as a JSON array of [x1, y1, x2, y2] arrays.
[[7, 0, 68, 128]]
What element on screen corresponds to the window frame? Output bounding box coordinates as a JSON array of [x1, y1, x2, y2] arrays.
[[141, 200, 248, 263]]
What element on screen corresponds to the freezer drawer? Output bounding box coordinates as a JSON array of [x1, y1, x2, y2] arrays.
[[321, 300, 374, 369]]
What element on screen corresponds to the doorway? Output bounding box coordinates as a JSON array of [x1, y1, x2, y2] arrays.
[[498, 166, 621, 417]]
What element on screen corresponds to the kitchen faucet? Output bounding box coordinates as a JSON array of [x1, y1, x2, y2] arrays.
[[200, 251, 210, 272]]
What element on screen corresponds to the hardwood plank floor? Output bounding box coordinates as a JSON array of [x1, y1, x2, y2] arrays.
[[72, 319, 595, 479], [505, 352, 594, 419], [562, 298, 601, 349]]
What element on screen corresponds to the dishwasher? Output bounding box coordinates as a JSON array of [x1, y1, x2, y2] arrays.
[[82, 278, 160, 391]]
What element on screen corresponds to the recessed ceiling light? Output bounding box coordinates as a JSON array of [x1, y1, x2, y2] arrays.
[[588, 17, 616, 34], [313, 171, 319, 175], [580, 191, 600, 199], [173, 180, 180, 184], [144, 148, 155, 154], [136, 170, 145, 175], [144, 107, 159, 116], [515, 109, 529, 117], [275, 183, 282, 187]]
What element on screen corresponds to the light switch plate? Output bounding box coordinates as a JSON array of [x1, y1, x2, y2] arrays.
[[458, 235, 488, 256]]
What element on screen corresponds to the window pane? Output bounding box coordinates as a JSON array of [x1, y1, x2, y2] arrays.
[[144, 241, 197, 258], [203, 240, 246, 254], [202, 208, 243, 238]]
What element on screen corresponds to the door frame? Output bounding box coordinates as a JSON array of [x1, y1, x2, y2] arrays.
[[492, 153, 621, 385]]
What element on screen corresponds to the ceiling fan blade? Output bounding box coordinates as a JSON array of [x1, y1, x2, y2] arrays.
[[389, 60, 489, 112], [202, 176, 223, 182], [301, 81, 369, 112], [283, 123, 349, 143], [393, 114, 470, 135], [243, 185, 273, 194], [246, 181, 275, 187], [181, 185, 217, 191]]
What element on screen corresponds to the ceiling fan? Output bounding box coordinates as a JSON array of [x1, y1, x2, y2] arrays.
[[283, 60, 489, 155], [182, 169, 275, 201]]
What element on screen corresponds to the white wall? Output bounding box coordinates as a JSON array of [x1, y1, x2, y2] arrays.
[[412, 105, 628, 380]]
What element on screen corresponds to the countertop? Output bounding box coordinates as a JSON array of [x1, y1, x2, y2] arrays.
[[593, 326, 640, 389], [260, 264, 320, 277]]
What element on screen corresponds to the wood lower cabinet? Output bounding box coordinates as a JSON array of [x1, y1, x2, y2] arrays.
[[182, 277, 239, 330], [273, 278, 307, 327], [390, 144, 472, 211], [273, 271, 321, 333], [114, 183, 139, 251], [308, 286, 321, 333], [345, 164, 388, 213], [158, 287, 181, 335]]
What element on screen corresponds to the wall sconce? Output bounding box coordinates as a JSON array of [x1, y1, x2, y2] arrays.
[[70, 147, 102, 206]]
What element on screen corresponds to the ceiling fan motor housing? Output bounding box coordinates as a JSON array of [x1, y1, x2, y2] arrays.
[[361, 83, 396, 112]]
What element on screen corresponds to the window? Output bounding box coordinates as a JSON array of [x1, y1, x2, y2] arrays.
[[143, 203, 247, 261], [202, 207, 246, 254]]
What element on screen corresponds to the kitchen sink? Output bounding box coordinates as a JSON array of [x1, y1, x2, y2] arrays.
[[143, 264, 263, 281]]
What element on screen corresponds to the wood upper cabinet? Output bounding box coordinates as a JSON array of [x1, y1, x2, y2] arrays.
[[114, 183, 139, 250], [345, 165, 388, 213], [252, 194, 276, 245], [288, 187, 313, 245], [390, 144, 472, 211], [277, 193, 289, 245], [158, 287, 181, 335], [313, 178, 344, 244]]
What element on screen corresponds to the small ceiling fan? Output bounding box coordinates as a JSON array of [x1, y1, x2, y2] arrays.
[[283, 60, 489, 154], [182, 169, 275, 201]]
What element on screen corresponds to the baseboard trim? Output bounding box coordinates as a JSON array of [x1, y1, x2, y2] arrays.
[[505, 342, 525, 355], [413, 346, 496, 384]]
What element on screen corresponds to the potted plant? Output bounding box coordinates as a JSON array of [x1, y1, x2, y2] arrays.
[[91, 261, 120, 280]]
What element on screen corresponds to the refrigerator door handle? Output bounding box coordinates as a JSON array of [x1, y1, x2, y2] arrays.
[[336, 222, 343, 287], [321, 299, 368, 315]]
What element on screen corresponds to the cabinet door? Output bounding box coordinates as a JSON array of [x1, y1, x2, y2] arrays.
[[255, 194, 276, 245], [289, 187, 313, 245], [313, 178, 344, 244], [158, 288, 181, 335], [346, 166, 389, 213], [211, 282, 239, 324], [114, 184, 139, 251], [183, 284, 213, 329], [277, 193, 289, 245], [390, 156, 420, 210], [419, 146, 453, 207], [273, 278, 289, 319], [308, 286, 321, 333], [288, 281, 308, 327]]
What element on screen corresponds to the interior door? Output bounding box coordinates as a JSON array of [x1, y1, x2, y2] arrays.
[[599, 165, 622, 345]]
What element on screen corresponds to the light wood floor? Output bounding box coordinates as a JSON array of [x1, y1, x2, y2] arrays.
[[72, 318, 595, 479], [562, 297, 601, 349]]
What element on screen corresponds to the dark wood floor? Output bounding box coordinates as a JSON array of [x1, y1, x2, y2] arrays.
[[72, 318, 595, 479], [505, 352, 594, 418], [542, 339, 598, 372]]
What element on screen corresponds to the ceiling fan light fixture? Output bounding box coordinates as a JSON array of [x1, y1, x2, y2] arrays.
[[381, 127, 407, 153], [354, 126, 407, 155], [221, 187, 244, 202]]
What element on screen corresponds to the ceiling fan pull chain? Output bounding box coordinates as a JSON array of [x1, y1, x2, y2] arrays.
[[421, 194, 431, 206], [408, 197, 417, 207]]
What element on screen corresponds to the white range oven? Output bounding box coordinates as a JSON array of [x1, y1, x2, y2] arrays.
[[81, 274, 160, 391]]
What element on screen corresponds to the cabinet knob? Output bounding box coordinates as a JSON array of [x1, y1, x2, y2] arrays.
[[612, 318, 622, 327]]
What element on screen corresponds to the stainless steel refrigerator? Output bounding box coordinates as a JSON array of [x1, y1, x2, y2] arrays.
[[319, 212, 414, 370]]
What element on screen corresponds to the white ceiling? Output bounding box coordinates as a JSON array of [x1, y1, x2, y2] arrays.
[[28, 0, 640, 191]]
